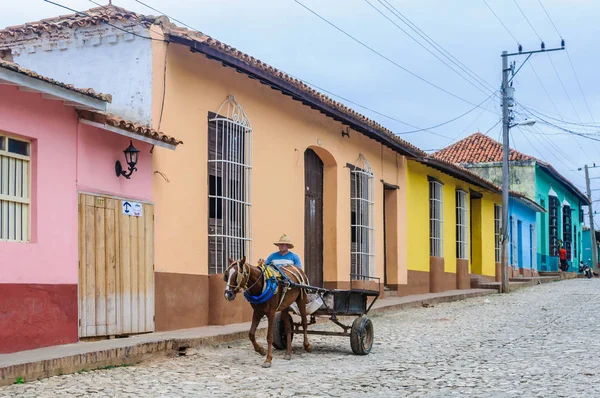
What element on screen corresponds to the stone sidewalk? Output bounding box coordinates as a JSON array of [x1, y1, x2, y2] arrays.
[[0, 288, 497, 386]]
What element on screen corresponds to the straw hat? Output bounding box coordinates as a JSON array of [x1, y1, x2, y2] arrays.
[[273, 234, 294, 249]]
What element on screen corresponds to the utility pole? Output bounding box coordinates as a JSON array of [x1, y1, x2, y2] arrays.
[[584, 165, 598, 273], [500, 41, 564, 294], [500, 50, 510, 294]]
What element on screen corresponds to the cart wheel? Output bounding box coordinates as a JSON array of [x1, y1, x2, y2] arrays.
[[350, 316, 373, 355], [272, 312, 293, 350]]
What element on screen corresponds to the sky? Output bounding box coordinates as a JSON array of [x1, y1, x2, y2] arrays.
[[2, 0, 600, 222]]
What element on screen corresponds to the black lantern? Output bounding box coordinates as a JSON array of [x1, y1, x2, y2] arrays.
[[115, 140, 140, 179]]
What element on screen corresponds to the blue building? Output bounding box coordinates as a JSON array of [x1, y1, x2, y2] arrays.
[[435, 133, 590, 273], [581, 227, 600, 269], [508, 192, 546, 277]]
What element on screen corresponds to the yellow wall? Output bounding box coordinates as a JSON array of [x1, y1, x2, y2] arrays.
[[406, 160, 500, 276], [150, 39, 408, 284]]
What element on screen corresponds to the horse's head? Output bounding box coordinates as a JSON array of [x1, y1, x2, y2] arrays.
[[223, 256, 249, 301]]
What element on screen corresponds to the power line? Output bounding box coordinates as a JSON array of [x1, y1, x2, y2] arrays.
[[292, 0, 496, 111], [379, 0, 499, 95], [482, 0, 519, 44], [512, 0, 543, 41], [527, 62, 564, 121], [367, 0, 500, 99], [536, 0, 562, 37], [398, 92, 497, 134], [128, 0, 490, 139], [536, 0, 598, 125]]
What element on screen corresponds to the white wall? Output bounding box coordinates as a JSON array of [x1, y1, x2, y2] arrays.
[[0, 23, 153, 124]]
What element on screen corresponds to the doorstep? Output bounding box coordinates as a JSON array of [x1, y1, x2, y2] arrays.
[[0, 288, 493, 386]]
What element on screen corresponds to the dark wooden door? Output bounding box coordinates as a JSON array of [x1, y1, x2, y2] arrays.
[[304, 149, 324, 287]]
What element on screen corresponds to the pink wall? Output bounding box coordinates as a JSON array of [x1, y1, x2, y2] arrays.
[[0, 85, 78, 284], [76, 124, 153, 203], [0, 86, 154, 285]]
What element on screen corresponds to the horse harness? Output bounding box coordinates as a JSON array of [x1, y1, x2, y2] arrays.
[[228, 260, 306, 309]]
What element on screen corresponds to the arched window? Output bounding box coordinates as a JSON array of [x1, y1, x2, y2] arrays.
[[208, 96, 252, 274], [350, 154, 374, 279]]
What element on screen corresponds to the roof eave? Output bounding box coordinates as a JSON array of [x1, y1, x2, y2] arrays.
[[419, 158, 500, 193], [0, 66, 107, 111], [167, 34, 421, 159], [79, 118, 178, 150], [537, 162, 590, 205], [510, 194, 546, 213]]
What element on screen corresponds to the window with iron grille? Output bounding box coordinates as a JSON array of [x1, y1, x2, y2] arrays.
[[494, 204, 502, 263], [562, 205, 572, 259], [455, 190, 468, 259], [350, 155, 374, 279], [208, 96, 252, 275], [0, 135, 31, 242], [548, 196, 559, 256], [429, 180, 443, 257]]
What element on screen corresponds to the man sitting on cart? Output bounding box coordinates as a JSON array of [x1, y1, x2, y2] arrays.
[[265, 234, 302, 269]]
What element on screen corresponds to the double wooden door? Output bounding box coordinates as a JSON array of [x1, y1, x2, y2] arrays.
[[78, 193, 154, 338]]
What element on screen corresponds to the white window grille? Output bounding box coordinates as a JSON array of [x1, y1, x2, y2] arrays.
[[208, 96, 252, 275], [350, 154, 374, 279], [455, 190, 468, 260], [494, 204, 502, 263], [0, 135, 30, 242], [429, 179, 443, 257], [531, 224, 537, 270]]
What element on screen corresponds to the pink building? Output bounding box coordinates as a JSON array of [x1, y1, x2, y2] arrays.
[[0, 61, 182, 353]]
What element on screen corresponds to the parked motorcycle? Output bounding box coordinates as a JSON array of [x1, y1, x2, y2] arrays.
[[579, 260, 593, 279]]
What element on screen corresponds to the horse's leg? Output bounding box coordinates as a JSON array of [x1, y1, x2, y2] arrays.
[[282, 307, 293, 360], [298, 291, 312, 352], [263, 309, 276, 368], [249, 310, 266, 356]]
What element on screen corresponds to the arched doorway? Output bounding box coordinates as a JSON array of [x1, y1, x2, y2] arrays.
[[304, 148, 324, 287]]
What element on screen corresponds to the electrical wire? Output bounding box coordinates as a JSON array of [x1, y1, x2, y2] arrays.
[[536, 0, 597, 125], [129, 0, 500, 138], [512, 0, 543, 41], [364, 0, 500, 100], [292, 0, 497, 111], [482, 0, 520, 44]]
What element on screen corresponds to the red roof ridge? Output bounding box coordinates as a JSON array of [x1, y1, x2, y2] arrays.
[[432, 132, 533, 164]]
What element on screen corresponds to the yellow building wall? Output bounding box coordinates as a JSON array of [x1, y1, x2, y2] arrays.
[[149, 39, 408, 285], [406, 160, 501, 277]]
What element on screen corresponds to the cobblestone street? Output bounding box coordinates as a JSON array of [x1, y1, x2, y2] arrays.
[[3, 279, 600, 397]]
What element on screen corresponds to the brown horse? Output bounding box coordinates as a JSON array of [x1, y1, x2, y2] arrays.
[[223, 257, 311, 368]]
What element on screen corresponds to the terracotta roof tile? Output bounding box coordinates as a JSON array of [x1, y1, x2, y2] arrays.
[[78, 109, 182, 146], [433, 132, 533, 164], [0, 5, 424, 157], [0, 59, 112, 102], [434, 132, 589, 204], [0, 5, 153, 39]]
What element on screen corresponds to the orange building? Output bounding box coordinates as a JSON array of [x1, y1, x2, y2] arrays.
[[0, 5, 506, 337]]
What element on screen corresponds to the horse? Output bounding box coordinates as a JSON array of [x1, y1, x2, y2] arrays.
[[223, 256, 312, 368]]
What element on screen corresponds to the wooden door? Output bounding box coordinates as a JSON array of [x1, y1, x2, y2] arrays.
[[304, 149, 324, 287], [78, 193, 154, 338]]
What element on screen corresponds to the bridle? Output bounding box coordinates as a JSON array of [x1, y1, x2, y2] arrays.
[[225, 260, 264, 293]]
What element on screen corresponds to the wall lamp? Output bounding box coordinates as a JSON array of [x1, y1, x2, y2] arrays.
[[115, 140, 140, 179]]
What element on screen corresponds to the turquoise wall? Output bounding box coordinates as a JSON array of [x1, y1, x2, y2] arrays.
[[582, 229, 599, 268], [535, 165, 584, 272]]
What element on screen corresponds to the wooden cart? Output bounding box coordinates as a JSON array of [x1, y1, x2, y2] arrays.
[[272, 276, 380, 355]]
